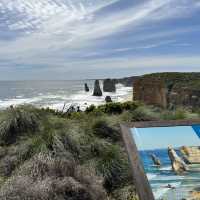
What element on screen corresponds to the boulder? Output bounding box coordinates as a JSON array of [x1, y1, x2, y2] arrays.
[[168, 146, 188, 174], [150, 154, 161, 166], [105, 96, 112, 103], [84, 83, 89, 92], [103, 79, 116, 92], [93, 80, 102, 96]]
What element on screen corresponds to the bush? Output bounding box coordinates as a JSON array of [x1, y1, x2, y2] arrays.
[[161, 108, 187, 120], [96, 145, 131, 192], [0, 153, 107, 200], [0, 106, 39, 145], [92, 120, 120, 141], [86, 102, 139, 115]]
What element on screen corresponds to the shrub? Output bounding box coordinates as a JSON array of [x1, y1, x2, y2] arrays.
[[161, 108, 187, 120], [0, 153, 107, 200], [92, 120, 120, 141], [120, 106, 158, 122], [121, 101, 139, 111], [96, 145, 131, 192], [0, 106, 39, 145]]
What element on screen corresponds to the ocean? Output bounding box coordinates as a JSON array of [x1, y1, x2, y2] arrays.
[[141, 149, 200, 200], [0, 80, 132, 111]]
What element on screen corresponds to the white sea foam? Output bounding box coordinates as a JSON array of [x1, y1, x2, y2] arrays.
[[0, 83, 132, 111], [147, 173, 157, 180], [153, 182, 181, 199], [160, 165, 172, 171]]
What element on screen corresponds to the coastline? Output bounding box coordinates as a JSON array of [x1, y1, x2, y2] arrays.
[[0, 81, 133, 111]]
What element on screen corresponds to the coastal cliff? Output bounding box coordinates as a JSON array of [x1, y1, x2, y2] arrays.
[[133, 72, 200, 108]]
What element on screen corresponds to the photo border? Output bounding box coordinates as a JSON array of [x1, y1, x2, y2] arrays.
[[120, 119, 200, 200]]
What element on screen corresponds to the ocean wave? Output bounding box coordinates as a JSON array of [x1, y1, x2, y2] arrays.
[[147, 173, 157, 180], [153, 182, 181, 199], [0, 84, 132, 111]]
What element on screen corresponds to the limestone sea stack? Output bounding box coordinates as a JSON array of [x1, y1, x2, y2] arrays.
[[168, 146, 188, 174], [103, 79, 116, 92], [93, 80, 102, 96], [150, 154, 161, 166], [105, 96, 112, 103], [84, 83, 89, 92]]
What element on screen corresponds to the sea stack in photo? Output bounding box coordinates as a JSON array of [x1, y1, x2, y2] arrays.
[[105, 96, 112, 103], [84, 83, 89, 92], [150, 154, 161, 167], [168, 146, 188, 174], [93, 80, 102, 96], [103, 79, 116, 92]]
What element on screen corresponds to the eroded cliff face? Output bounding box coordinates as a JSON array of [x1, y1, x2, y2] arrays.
[[169, 86, 200, 108], [133, 77, 167, 108], [133, 73, 200, 108]]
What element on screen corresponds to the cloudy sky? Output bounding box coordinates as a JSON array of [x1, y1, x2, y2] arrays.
[[0, 0, 200, 80]]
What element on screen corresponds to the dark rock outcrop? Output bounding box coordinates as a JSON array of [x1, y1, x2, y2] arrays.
[[168, 146, 188, 174], [133, 73, 200, 108], [150, 154, 161, 166], [105, 96, 112, 103], [93, 80, 102, 96], [103, 79, 116, 92], [84, 83, 89, 92]]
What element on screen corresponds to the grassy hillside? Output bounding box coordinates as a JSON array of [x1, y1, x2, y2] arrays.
[[142, 72, 200, 90], [0, 102, 199, 199]]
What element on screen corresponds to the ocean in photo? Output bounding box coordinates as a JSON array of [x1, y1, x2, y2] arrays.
[[0, 80, 132, 111], [141, 149, 200, 200]]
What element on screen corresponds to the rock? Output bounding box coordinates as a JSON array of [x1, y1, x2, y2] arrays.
[[84, 83, 89, 92], [93, 80, 102, 96], [103, 79, 116, 92], [150, 154, 161, 166], [168, 146, 188, 174], [133, 73, 200, 108], [134, 78, 167, 108], [180, 146, 200, 164], [105, 96, 112, 103]]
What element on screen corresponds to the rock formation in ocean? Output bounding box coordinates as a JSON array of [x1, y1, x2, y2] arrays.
[[150, 154, 161, 166], [180, 146, 200, 164], [84, 83, 89, 92], [93, 80, 102, 96], [103, 79, 116, 92], [105, 96, 112, 103], [133, 72, 200, 108], [168, 146, 188, 174]]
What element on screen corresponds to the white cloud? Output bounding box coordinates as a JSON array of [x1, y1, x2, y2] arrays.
[[0, 0, 200, 79]]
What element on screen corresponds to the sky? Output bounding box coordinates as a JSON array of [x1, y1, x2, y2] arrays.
[[0, 0, 200, 80], [132, 126, 200, 151]]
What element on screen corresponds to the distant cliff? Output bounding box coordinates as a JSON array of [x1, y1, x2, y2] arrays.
[[109, 76, 139, 87], [133, 72, 200, 108]]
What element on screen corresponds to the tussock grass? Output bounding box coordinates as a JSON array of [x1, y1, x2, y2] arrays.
[[0, 102, 199, 199], [0, 106, 39, 145]]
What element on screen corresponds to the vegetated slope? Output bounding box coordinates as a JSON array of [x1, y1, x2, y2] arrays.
[[143, 72, 200, 89], [0, 102, 199, 200]]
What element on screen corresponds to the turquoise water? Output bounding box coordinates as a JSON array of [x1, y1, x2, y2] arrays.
[[140, 149, 200, 200]]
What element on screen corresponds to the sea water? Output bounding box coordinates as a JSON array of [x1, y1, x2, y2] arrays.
[[141, 149, 200, 200], [0, 80, 132, 111]]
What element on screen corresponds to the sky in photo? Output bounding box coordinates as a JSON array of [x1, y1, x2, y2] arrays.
[[0, 0, 200, 80], [132, 126, 200, 150]]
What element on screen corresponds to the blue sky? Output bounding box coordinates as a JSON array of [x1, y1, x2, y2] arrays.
[[0, 0, 200, 80], [132, 126, 200, 151]]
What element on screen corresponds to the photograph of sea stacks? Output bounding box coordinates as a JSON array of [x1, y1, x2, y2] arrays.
[[132, 125, 200, 200]]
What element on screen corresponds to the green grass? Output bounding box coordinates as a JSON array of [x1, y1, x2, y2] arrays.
[[0, 102, 199, 199]]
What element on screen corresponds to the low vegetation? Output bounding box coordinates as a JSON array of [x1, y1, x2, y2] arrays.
[[0, 102, 199, 199]]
